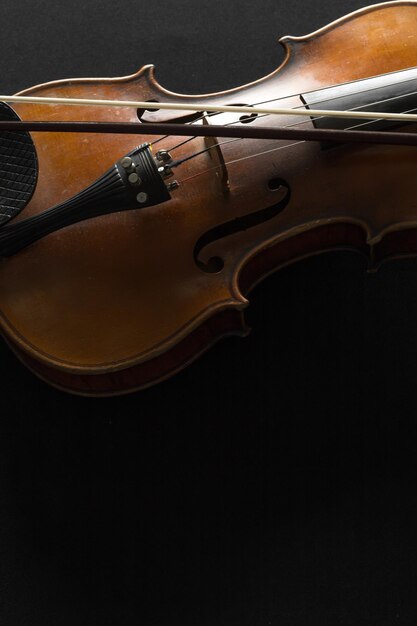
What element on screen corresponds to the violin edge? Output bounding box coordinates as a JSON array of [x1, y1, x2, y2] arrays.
[[0, 221, 400, 397], [3, 308, 249, 397], [4, 0, 417, 395], [280, 0, 417, 45]]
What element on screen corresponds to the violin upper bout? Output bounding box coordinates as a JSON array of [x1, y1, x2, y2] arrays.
[[275, 2, 417, 88]]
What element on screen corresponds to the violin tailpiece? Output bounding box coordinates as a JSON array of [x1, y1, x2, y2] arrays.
[[0, 143, 172, 258]]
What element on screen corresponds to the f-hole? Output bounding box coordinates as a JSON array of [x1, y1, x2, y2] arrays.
[[137, 100, 160, 121], [239, 113, 258, 124], [194, 180, 291, 273], [138, 100, 204, 124]]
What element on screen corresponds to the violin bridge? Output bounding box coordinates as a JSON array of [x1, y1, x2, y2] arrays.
[[202, 114, 230, 193]]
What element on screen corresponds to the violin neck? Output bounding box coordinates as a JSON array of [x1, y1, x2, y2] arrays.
[[302, 65, 417, 135]]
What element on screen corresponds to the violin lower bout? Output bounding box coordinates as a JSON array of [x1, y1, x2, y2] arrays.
[[7, 220, 413, 396]]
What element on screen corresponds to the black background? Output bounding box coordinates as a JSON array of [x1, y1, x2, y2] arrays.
[[1, 0, 417, 624]]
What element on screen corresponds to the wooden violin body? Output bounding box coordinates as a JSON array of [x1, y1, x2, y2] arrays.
[[2, 0, 417, 395]]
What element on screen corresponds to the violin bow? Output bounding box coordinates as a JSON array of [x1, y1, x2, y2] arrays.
[[0, 94, 416, 146]]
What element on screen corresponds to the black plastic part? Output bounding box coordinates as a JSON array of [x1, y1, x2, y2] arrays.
[[0, 143, 170, 258], [302, 65, 417, 145], [0, 102, 38, 226]]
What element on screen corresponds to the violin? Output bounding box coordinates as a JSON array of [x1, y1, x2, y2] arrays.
[[1, 0, 416, 396]]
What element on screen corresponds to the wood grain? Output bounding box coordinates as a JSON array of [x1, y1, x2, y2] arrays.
[[1, 1, 417, 394]]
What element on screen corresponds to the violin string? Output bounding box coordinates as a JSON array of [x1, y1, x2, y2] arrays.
[[3, 67, 413, 155], [169, 87, 417, 168], [178, 103, 417, 185], [171, 112, 417, 169], [161, 113, 263, 155], [2, 65, 417, 152], [156, 71, 417, 154], [148, 134, 169, 147], [179, 141, 305, 184], [171, 138, 242, 167], [161, 111, 222, 151], [1, 66, 414, 160]]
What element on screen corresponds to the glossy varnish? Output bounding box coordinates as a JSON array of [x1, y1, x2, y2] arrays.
[[1, 1, 417, 394]]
